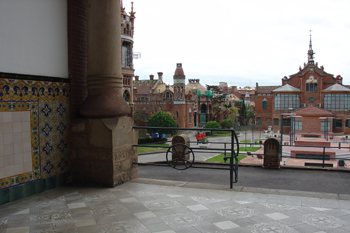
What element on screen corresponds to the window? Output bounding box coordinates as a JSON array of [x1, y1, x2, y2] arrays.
[[324, 94, 350, 110], [123, 90, 130, 102], [321, 121, 331, 131], [274, 94, 300, 110], [262, 98, 267, 110], [293, 121, 302, 130], [333, 119, 342, 128], [256, 117, 262, 125], [163, 92, 173, 101], [274, 118, 279, 126], [306, 83, 317, 92], [282, 119, 291, 126], [122, 41, 132, 67], [346, 119, 350, 128], [136, 97, 149, 101]]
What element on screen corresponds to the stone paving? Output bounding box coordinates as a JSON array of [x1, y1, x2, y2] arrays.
[[1, 179, 350, 233]]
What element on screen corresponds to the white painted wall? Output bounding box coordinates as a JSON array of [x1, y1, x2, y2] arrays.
[[0, 0, 68, 78]]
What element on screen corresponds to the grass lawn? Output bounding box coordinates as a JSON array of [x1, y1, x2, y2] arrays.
[[206, 131, 232, 137], [138, 143, 169, 154], [240, 139, 265, 143], [206, 147, 262, 163], [206, 154, 247, 163]]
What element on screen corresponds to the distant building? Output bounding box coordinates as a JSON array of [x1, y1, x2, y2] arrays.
[[133, 63, 213, 128], [255, 35, 350, 136], [121, 2, 136, 116]]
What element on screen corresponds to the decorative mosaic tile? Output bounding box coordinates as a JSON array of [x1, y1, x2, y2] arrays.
[[0, 218, 8, 230], [301, 213, 343, 230], [99, 219, 149, 233], [249, 221, 298, 233], [142, 199, 181, 210], [215, 206, 254, 220], [160, 212, 205, 230], [262, 203, 299, 211], [0, 78, 70, 188], [189, 196, 228, 204]]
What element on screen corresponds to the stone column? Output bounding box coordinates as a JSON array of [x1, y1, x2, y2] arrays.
[[80, 0, 130, 117]]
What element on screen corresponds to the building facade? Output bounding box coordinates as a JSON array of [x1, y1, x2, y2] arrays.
[[133, 63, 213, 128], [255, 35, 350, 136]]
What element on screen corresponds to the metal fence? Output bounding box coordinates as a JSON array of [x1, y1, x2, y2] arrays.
[[132, 126, 240, 188]]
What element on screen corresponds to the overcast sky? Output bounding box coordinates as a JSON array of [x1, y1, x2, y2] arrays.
[[123, 0, 350, 88]]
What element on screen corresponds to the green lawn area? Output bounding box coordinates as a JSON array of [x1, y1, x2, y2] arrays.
[[206, 147, 261, 163], [138, 143, 169, 154], [206, 154, 247, 163], [206, 131, 232, 137], [240, 139, 265, 143]]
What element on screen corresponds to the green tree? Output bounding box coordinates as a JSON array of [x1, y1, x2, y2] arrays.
[[238, 101, 255, 126], [221, 118, 235, 129], [204, 121, 221, 129], [214, 102, 238, 127], [147, 110, 178, 135], [133, 109, 149, 126]]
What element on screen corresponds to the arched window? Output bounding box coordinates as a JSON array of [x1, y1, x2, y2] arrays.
[[123, 90, 130, 102]]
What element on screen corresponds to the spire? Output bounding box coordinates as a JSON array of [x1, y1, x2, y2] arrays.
[[120, 0, 125, 14], [130, 2, 136, 19], [307, 30, 315, 65]]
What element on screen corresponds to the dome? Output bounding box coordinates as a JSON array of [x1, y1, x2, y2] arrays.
[[185, 79, 206, 95]]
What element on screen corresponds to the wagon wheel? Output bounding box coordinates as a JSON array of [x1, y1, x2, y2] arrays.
[[166, 143, 195, 170]]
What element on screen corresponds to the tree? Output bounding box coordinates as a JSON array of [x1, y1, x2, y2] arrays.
[[133, 109, 149, 126], [214, 102, 238, 127], [238, 101, 255, 126], [147, 110, 178, 135]]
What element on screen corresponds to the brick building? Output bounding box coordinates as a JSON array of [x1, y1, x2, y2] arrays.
[[121, 2, 135, 116], [133, 63, 213, 128], [255, 35, 350, 137]]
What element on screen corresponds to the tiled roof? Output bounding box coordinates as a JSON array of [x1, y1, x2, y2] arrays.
[[256, 86, 280, 94], [133, 79, 158, 94], [273, 84, 301, 92], [293, 105, 333, 116], [322, 83, 350, 92]]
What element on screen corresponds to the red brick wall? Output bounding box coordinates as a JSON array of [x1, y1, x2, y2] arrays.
[[68, 0, 88, 118], [255, 94, 273, 130]]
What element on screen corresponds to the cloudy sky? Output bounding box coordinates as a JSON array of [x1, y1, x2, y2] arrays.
[[123, 0, 350, 88]]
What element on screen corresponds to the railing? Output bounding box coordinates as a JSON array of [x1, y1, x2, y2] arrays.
[[132, 126, 240, 188], [238, 139, 350, 169]]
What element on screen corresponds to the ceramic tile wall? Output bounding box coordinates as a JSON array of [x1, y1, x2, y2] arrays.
[[0, 111, 32, 179], [0, 76, 70, 190]]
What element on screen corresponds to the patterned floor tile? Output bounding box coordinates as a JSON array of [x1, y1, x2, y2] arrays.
[[214, 220, 240, 230], [265, 212, 290, 220]]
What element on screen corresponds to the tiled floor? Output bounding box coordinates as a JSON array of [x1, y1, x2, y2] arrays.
[[1, 179, 350, 233]]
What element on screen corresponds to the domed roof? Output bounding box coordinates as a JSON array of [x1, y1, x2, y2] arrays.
[[185, 79, 206, 94]]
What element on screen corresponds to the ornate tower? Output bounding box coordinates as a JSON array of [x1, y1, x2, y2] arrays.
[[173, 63, 186, 101], [121, 1, 135, 116]]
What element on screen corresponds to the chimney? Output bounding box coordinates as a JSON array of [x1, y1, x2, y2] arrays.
[[157, 72, 163, 81], [150, 75, 154, 81], [135, 75, 139, 81]]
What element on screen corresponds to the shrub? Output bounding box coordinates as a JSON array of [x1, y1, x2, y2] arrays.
[[138, 137, 168, 144], [147, 110, 178, 135], [204, 121, 221, 129], [221, 118, 234, 129]]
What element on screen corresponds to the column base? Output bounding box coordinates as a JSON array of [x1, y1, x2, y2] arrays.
[[80, 88, 130, 118]]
